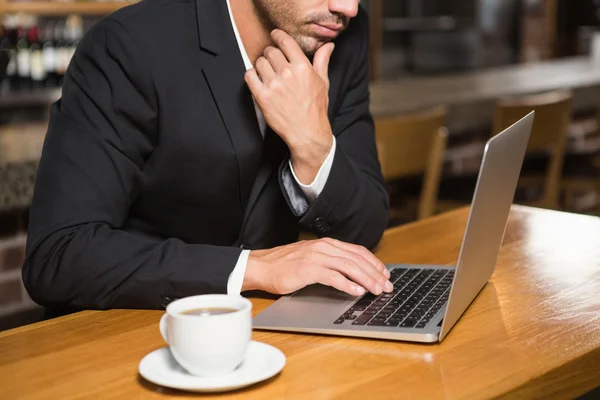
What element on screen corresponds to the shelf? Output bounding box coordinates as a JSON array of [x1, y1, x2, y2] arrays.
[[0, 88, 61, 107], [0, 122, 47, 164], [0, 1, 137, 16]]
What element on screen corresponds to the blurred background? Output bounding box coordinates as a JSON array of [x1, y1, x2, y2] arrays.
[[0, 0, 599, 330]]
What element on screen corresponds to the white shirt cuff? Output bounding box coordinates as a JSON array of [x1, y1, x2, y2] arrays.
[[227, 250, 250, 296], [288, 137, 336, 202]]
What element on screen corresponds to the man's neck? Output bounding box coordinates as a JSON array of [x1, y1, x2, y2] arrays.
[[230, 0, 272, 66]]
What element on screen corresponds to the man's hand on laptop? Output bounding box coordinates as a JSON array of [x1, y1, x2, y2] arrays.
[[242, 238, 393, 296], [245, 29, 335, 186]]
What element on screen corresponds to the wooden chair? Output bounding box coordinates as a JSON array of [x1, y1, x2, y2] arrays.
[[297, 106, 448, 239], [492, 90, 572, 210], [375, 106, 448, 223]]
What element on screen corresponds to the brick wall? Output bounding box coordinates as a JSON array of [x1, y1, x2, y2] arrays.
[[0, 234, 39, 319]]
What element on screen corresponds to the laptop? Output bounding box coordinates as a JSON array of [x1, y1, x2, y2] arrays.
[[253, 111, 534, 343]]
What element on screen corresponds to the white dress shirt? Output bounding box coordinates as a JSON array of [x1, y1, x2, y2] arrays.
[[225, 0, 336, 295]]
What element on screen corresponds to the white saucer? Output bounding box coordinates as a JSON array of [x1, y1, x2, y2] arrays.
[[138, 341, 286, 393]]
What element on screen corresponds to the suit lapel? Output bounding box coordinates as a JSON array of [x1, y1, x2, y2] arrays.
[[196, 0, 263, 210]]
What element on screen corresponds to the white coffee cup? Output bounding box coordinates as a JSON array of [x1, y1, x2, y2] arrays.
[[159, 294, 252, 377]]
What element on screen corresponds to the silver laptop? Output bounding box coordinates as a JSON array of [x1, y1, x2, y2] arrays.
[[253, 112, 534, 343]]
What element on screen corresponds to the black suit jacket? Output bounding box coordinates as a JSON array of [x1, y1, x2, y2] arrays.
[[22, 0, 389, 311]]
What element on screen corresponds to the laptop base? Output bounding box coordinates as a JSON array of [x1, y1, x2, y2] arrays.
[[253, 265, 453, 343]]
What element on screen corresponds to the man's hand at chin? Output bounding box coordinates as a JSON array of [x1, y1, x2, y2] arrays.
[[244, 29, 336, 185], [241, 238, 393, 297]]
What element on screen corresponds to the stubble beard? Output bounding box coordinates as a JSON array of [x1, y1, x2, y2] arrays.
[[251, 0, 338, 55]]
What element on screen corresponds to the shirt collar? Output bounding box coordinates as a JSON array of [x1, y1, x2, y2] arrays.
[[226, 0, 253, 71]]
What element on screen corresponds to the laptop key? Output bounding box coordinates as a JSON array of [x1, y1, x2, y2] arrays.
[[401, 318, 418, 328], [411, 313, 425, 321], [420, 301, 434, 309], [416, 321, 427, 328], [352, 314, 373, 325], [367, 319, 388, 326], [390, 268, 407, 279], [413, 307, 427, 314], [345, 314, 357, 320], [334, 318, 345, 324], [393, 312, 408, 321], [360, 293, 377, 303]]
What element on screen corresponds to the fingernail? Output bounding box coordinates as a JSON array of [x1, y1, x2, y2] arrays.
[[375, 283, 382, 294], [385, 281, 393, 292], [355, 285, 366, 296], [384, 269, 391, 278]]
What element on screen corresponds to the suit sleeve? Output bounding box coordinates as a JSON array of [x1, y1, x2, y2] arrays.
[[22, 19, 243, 310], [280, 9, 389, 250]]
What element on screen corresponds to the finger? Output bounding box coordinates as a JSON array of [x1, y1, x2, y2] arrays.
[[312, 42, 334, 83], [264, 46, 289, 73], [314, 268, 366, 297], [322, 237, 391, 280], [315, 240, 390, 292], [270, 29, 307, 65], [322, 255, 383, 295], [244, 68, 266, 98], [255, 56, 276, 83]]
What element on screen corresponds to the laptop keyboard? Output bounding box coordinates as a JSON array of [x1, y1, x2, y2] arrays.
[[333, 268, 454, 329]]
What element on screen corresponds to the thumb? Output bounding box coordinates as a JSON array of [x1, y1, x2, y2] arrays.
[[313, 42, 335, 83]]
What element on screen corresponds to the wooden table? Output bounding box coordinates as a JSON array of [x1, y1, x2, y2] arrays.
[[1, 206, 599, 399], [371, 56, 600, 135]]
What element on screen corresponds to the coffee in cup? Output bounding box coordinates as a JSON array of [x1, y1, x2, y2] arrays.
[[180, 307, 238, 316]]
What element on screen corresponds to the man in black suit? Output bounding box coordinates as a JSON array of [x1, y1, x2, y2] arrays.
[[23, 0, 391, 313]]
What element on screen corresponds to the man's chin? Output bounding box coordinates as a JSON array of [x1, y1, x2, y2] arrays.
[[297, 36, 330, 56]]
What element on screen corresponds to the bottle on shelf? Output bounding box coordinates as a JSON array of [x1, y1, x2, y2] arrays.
[[1, 15, 19, 92], [41, 20, 58, 89], [29, 25, 47, 90], [53, 19, 68, 87], [15, 15, 33, 92], [63, 14, 83, 77]]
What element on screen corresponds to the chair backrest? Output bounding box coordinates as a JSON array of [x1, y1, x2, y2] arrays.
[[492, 90, 572, 209], [375, 106, 448, 219]]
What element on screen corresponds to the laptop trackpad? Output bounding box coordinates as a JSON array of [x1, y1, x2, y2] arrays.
[[291, 284, 356, 303], [253, 285, 356, 328]]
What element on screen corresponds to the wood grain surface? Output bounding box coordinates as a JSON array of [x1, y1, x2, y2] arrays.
[[1, 206, 599, 399]]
